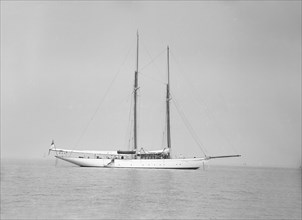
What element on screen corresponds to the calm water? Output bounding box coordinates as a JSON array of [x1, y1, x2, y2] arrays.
[[1, 159, 301, 219]]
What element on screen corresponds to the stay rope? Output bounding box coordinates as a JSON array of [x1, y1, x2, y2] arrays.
[[171, 93, 208, 157], [74, 44, 134, 147], [170, 49, 239, 155], [139, 48, 166, 72]]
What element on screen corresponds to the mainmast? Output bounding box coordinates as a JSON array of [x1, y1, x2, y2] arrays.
[[133, 31, 139, 152], [166, 46, 171, 158]]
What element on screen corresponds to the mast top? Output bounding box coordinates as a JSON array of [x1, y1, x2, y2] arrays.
[[167, 46, 170, 86], [136, 31, 139, 73]]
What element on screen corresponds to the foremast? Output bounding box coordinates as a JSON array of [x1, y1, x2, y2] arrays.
[[133, 32, 139, 154], [166, 46, 172, 158]]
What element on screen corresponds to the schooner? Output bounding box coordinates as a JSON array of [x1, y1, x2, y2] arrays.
[[49, 33, 240, 169]]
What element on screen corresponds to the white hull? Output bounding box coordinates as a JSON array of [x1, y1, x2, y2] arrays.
[[56, 156, 207, 169]]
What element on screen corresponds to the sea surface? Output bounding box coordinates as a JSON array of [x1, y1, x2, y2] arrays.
[[1, 159, 301, 219]]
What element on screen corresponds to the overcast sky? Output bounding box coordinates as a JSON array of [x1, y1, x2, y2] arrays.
[[1, 1, 301, 168]]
